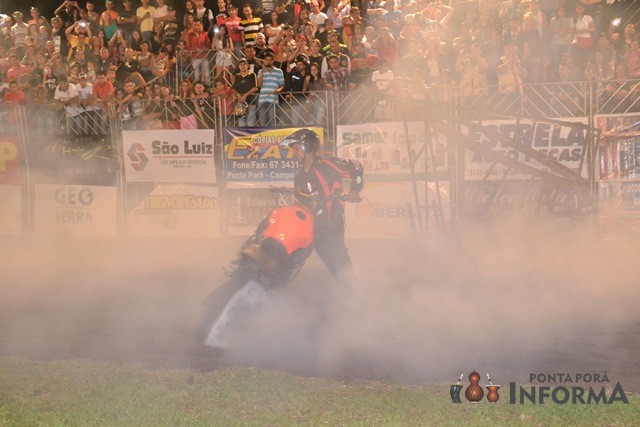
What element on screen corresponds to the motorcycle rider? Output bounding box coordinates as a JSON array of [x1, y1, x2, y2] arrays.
[[284, 128, 364, 284]]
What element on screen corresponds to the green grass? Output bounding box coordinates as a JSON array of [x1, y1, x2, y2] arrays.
[[0, 358, 637, 426]]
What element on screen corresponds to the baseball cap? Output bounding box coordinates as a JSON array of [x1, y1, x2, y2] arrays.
[[79, 72, 87, 78]]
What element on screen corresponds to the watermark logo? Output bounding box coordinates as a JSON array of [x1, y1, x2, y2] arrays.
[[450, 372, 500, 403], [451, 371, 628, 404]]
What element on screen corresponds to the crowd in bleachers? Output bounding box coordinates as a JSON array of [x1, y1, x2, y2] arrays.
[[0, 0, 638, 132]]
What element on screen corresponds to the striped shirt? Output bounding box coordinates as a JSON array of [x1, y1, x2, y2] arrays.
[[258, 66, 284, 104], [239, 17, 263, 46]]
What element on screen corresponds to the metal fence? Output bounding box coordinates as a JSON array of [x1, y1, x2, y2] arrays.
[[4, 78, 640, 233]]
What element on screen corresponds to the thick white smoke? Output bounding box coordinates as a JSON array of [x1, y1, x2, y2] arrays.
[[1, 217, 639, 389]]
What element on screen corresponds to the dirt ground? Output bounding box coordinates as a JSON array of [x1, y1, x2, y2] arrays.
[[1, 219, 639, 392]]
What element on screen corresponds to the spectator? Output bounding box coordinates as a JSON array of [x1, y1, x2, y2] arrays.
[[108, 30, 128, 63], [623, 37, 640, 79], [186, 21, 211, 84], [286, 54, 309, 124], [53, 75, 83, 138], [10, 11, 29, 58], [239, 4, 263, 47], [118, 0, 138, 45], [85, 1, 100, 27], [321, 39, 350, 76], [252, 32, 269, 59], [455, 43, 488, 97], [257, 50, 285, 126], [117, 48, 146, 87], [3, 80, 25, 103], [265, 10, 285, 45], [549, 6, 574, 67], [225, 5, 243, 53], [326, 0, 351, 33], [573, 4, 595, 68], [303, 61, 325, 125], [154, 0, 170, 24], [75, 72, 101, 137], [515, 15, 542, 67], [6, 55, 29, 83], [232, 58, 259, 126], [162, 6, 183, 48], [99, 10, 122, 41], [544, 63, 584, 116], [497, 43, 526, 94], [211, 78, 235, 125], [151, 21, 164, 53], [294, 8, 311, 36], [308, 1, 328, 38], [137, 0, 156, 44], [151, 45, 171, 84], [28, 7, 50, 32], [593, 49, 615, 82], [175, 79, 199, 129], [611, 23, 636, 59], [192, 80, 215, 128], [194, 0, 215, 35], [92, 69, 114, 132], [522, 0, 547, 41], [371, 57, 394, 119], [54, 1, 81, 29], [289, 33, 311, 62], [323, 53, 349, 91], [372, 25, 398, 65], [240, 44, 262, 73]]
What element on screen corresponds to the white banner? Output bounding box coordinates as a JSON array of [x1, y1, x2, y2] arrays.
[[34, 184, 118, 237], [345, 181, 450, 239], [336, 122, 445, 177], [463, 118, 588, 181], [123, 130, 216, 183], [0, 185, 21, 234], [128, 184, 220, 238]]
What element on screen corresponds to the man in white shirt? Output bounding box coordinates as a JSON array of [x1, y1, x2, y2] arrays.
[[54, 75, 84, 140], [371, 58, 394, 120], [309, 0, 328, 37], [76, 73, 102, 137], [154, 0, 169, 23]]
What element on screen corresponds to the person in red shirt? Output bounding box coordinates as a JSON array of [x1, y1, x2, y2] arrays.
[[3, 81, 26, 104], [185, 21, 211, 85], [5, 55, 29, 83], [91, 70, 115, 135], [210, 78, 234, 125]]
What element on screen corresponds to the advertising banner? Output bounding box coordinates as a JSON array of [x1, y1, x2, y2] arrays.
[[34, 184, 118, 237], [335, 122, 439, 177], [596, 113, 640, 182], [128, 184, 220, 237], [462, 118, 588, 181], [0, 185, 21, 234], [226, 186, 296, 235], [223, 127, 323, 187], [463, 181, 583, 218], [30, 134, 118, 185], [0, 136, 21, 185], [123, 130, 216, 183], [345, 181, 450, 239]]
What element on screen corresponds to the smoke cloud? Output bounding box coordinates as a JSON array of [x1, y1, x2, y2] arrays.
[[1, 217, 639, 389]]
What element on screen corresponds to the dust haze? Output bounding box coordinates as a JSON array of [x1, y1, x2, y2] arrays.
[[1, 217, 639, 387]]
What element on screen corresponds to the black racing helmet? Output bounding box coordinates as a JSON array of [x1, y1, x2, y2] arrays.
[[284, 129, 320, 154]]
